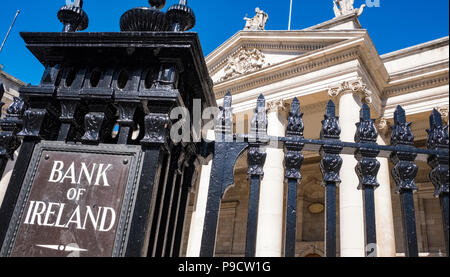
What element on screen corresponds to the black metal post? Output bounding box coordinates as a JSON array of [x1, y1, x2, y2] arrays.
[[354, 103, 380, 257], [283, 97, 304, 257], [245, 94, 268, 257], [324, 181, 337, 256], [154, 145, 183, 257], [319, 100, 343, 257], [426, 109, 449, 256], [125, 113, 170, 257], [245, 175, 262, 257], [171, 156, 197, 257], [390, 105, 419, 257]]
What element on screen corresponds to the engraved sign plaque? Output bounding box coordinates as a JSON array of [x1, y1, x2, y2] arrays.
[[0, 143, 143, 257]]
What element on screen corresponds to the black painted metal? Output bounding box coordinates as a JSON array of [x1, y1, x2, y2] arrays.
[[324, 181, 337, 256], [146, 148, 171, 257], [0, 1, 215, 257], [171, 155, 197, 257], [200, 93, 248, 257], [0, 96, 25, 178], [390, 105, 419, 257], [164, 164, 184, 257], [284, 97, 304, 257], [426, 109, 449, 256], [319, 100, 342, 257], [0, 139, 35, 247], [354, 103, 380, 257], [245, 94, 268, 257], [154, 145, 183, 257]]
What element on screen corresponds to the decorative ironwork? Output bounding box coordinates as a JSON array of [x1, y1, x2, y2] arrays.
[[426, 109, 449, 255], [120, 0, 170, 32], [319, 100, 342, 257], [283, 97, 304, 257], [57, 0, 89, 32], [245, 94, 268, 257], [200, 90, 248, 257], [390, 105, 419, 257], [354, 103, 380, 257], [167, 0, 196, 32]]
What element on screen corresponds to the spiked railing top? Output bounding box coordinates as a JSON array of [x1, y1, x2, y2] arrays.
[[320, 100, 341, 140], [391, 105, 414, 146], [355, 103, 378, 143], [250, 94, 268, 138], [426, 109, 449, 150], [57, 0, 89, 32], [215, 92, 233, 137], [286, 97, 304, 138]]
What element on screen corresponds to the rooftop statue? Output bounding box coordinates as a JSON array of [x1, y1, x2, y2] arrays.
[[333, 0, 365, 17], [243, 7, 269, 31]]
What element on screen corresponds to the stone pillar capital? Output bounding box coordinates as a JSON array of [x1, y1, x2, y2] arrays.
[[376, 117, 392, 136], [267, 99, 288, 114], [328, 78, 373, 104], [436, 105, 449, 124]]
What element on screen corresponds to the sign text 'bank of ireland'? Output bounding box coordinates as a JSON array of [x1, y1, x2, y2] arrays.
[[8, 150, 133, 257]]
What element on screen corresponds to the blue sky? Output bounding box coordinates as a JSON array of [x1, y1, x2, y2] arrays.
[[0, 0, 448, 85]]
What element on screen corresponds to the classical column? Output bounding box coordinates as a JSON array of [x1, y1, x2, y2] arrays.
[[186, 130, 214, 257], [374, 118, 397, 257], [329, 78, 371, 257], [255, 100, 286, 257], [186, 159, 212, 257]]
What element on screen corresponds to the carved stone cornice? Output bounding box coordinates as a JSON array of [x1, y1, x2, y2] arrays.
[[214, 49, 359, 99], [209, 43, 327, 76], [383, 75, 449, 97], [328, 77, 373, 104]]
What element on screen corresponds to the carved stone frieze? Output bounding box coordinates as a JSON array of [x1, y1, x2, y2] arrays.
[[219, 48, 269, 82]]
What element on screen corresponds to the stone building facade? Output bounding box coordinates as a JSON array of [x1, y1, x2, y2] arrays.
[[0, 70, 24, 115], [181, 6, 449, 257], [0, 70, 25, 206]]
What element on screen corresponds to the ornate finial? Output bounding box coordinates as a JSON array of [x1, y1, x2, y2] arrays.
[[243, 7, 269, 31], [247, 94, 268, 177], [426, 109, 449, 198], [57, 0, 89, 32], [319, 99, 343, 187], [286, 98, 304, 138], [354, 103, 380, 190], [149, 0, 166, 9], [248, 94, 268, 141], [284, 97, 305, 181], [321, 100, 341, 140], [427, 109, 449, 150], [166, 0, 196, 31], [391, 105, 414, 146], [354, 103, 378, 143], [215, 91, 234, 141], [120, 0, 170, 32]]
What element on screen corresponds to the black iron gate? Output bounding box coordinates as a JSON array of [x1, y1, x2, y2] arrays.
[[0, 0, 215, 257], [199, 92, 449, 258]]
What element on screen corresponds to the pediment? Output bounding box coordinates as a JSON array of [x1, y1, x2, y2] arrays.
[[206, 30, 368, 85]]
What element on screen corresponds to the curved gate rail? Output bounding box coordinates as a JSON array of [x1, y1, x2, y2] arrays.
[[200, 92, 449, 258]]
